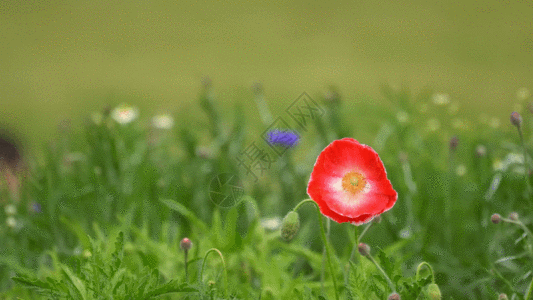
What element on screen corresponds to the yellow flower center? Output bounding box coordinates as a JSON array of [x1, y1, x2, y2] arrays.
[[341, 171, 367, 196]]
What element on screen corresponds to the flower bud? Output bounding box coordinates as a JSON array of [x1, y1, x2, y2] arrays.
[[180, 238, 192, 251], [510, 112, 522, 128], [508, 212, 519, 221], [491, 213, 501, 224], [388, 292, 401, 300], [358, 243, 370, 257], [427, 283, 441, 300], [281, 211, 300, 241], [499, 293, 508, 300]]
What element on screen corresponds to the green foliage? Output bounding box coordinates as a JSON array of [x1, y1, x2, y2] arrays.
[[12, 232, 198, 299], [1, 83, 533, 299]]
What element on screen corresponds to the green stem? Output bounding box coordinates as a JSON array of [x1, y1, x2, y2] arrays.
[[184, 251, 189, 282], [358, 222, 373, 242], [200, 248, 228, 298], [502, 218, 533, 240], [293, 199, 340, 300], [518, 128, 532, 202], [366, 253, 396, 293], [349, 225, 360, 262], [415, 262, 435, 283]]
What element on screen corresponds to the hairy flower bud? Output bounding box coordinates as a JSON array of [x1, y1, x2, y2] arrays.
[[281, 211, 300, 241], [388, 292, 401, 300], [427, 283, 441, 300], [510, 112, 522, 128], [491, 213, 501, 224], [499, 293, 509, 300], [180, 238, 192, 251], [358, 243, 370, 256]]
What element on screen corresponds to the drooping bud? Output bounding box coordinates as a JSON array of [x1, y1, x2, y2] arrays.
[[281, 211, 300, 241], [388, 292, 401, 300], [180, 238, 192, 251], [357, 243, 370, 257], [427, 283, 441, 300], [491, 213, 501, 224], [508, 212, 519, 221], [510, 111, 522, 128]]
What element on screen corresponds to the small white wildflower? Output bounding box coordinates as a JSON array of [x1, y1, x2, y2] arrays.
[[489, 117, 500, 129], [427, 118, 440, 132], [260, 217, 282, 231], [111, 103, 139, 124], [6, 217, 16, 228], [504, 153, 524, 166], [396, 111, 409, 123], [152, 114, 174, 129], [517, 87, 530, 101], [4, 204, 17, 216], [456, 165, 467, 177], [432, 93, 450, 105]]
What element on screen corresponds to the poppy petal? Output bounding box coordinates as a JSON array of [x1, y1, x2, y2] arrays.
[[307, 138, 397, 224]]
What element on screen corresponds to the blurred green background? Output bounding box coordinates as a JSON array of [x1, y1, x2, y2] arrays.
[[1, 0, 532, 153]]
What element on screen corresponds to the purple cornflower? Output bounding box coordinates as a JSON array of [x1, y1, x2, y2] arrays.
[[267, 130, 299, 148]]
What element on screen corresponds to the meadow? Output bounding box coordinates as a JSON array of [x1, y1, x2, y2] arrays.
[[1, 82, 532, 299]]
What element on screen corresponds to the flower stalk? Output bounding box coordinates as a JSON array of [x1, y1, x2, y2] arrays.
[[200, 248, 228, 298], [292, 199, 339, 300]]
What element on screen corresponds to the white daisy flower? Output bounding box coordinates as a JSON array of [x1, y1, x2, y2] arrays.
[[111, 103, 139, 124], [4, 204, 17, 216], [152, 114, 174, 129], [6, 217, 16, 228]]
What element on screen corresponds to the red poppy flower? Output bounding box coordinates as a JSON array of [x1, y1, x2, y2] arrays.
[[307, 138, 397, 225]]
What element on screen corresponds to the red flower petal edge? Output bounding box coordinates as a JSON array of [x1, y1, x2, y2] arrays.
[[307, 138, 397, 225]]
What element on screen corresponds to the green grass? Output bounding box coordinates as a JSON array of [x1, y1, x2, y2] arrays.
[[1, 84, 532, 299]]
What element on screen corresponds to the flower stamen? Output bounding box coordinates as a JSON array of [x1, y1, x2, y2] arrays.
[[342, 171, 367, 195]]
